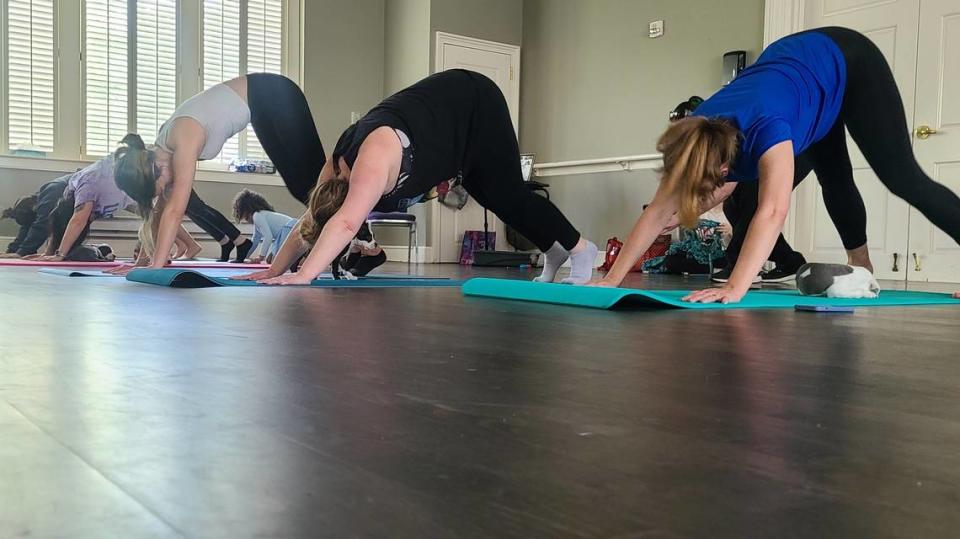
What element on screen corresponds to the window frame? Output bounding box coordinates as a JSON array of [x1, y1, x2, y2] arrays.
[[2, 0, 60, 155], [0, 0, 301, 182]]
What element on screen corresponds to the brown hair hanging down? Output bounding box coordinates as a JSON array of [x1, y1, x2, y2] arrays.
[[657, 117, 739, 228], [2, 194, 39, 226], [300, 178, 351, 244], [113, 133, 156, 217]]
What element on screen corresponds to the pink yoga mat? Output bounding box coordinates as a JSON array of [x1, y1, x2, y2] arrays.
[[0, 259, 123, 268], [0, 259, 269, 269]]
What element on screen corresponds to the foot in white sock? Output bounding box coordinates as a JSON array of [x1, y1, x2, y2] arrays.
[[561, 240, 598, 284], [534, 242, 568, 283]]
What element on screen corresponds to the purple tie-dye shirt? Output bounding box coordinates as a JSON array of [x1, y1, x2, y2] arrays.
[[64, 156, 135, 219]]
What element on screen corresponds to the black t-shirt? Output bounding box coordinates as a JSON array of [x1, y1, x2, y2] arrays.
[[333, 69, 483, 212]]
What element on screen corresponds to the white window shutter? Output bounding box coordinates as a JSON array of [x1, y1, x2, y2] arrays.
[[7, 0, 55, 153], [136, 0, 177, 142], [245, 0, 283, 160], [84, 0, 129, 156], [202, 0, 241, 163]]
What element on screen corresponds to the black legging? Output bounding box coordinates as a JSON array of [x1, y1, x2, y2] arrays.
[[248, 73, 326, 205], [186, 189, 241, 243], [809, 27, 960, 247], [460, 75, 581, 252], [723, 155, 811, 269]]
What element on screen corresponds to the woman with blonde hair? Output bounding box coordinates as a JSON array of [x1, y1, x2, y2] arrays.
[[113, 73, 325, 267], [597, 27, 960, 303]]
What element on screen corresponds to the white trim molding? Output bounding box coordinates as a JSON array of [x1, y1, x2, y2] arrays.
[[764, 0, 806, 47], [764, 0, 807, 243], [532, 154, 663, 177], [0, 155, 285, 187]]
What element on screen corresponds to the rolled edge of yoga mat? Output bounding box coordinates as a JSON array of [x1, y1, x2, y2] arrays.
[[462, 278, 649, 309]]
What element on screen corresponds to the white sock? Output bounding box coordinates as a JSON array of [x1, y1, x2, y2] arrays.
[[534, 242, 568, 283], [561, 240, 598, 285]]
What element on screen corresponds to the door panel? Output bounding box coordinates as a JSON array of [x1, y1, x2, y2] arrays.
[[796, 0, 919, 280], [909, 2, 960, 282]]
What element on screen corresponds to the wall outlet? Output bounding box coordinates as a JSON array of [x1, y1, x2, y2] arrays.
[[649, 20, 664, 39], [350, 111, 362, 123]]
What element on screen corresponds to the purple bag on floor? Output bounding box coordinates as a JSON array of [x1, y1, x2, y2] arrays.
[[459, 231, 495, 265]]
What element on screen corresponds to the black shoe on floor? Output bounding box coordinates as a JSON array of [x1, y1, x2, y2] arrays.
[[761, 265, 801, 283], [711, 268, 761, 284], [349, 251, 387, 277]]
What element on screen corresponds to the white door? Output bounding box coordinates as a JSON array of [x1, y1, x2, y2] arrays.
[[907, 0, 960, 282], [796, 0, 919, 280], [431, 33, 521, 262]]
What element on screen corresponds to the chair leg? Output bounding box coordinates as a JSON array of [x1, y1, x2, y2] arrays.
[[407, 224, 413, 267]]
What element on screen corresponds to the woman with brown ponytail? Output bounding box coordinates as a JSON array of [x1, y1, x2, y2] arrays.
[[113, 74, 326, 268], [596, 27, 960, 304]]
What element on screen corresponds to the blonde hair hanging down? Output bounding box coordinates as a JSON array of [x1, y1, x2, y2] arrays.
[[300, 178, 351, 244], [656, 117, 740, 228]]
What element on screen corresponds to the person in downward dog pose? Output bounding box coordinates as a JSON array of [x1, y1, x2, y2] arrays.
[[238, 69, 597, 285], [232, 189, 298, 264], [597, 27, 959, 303], [113, 73, 325, 268]]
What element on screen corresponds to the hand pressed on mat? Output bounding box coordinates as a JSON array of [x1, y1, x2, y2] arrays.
[[258, 273, 313, 286], [231, 268, 281, 281], [682, 285, 746, 304]]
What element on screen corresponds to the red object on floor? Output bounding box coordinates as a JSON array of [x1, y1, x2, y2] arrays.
[[600, 235, 672, 272]]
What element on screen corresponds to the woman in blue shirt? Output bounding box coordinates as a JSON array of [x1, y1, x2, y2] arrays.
[[599, 27, 960, 303]]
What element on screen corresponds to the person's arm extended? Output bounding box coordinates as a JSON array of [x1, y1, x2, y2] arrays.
[[250, 212, 268, 261], [231, 213, 308, 280], [260, 134, 395, 285], [684, 140, 794, 303], [51, 202, 94, 258], [595, 185, 680, 287], [151, 121, 204, 269]]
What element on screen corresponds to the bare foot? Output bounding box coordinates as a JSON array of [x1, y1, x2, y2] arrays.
[[846, 244, 874, 273], [177, 242, 202, 260]]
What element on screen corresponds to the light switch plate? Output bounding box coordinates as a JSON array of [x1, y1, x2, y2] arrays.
[[649, 20, 664, 38]]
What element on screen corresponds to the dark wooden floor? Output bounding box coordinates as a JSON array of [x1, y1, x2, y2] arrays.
[[1, 263, 959, 538]]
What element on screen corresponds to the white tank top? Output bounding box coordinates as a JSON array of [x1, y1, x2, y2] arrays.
[[155, 83, 250, 161]]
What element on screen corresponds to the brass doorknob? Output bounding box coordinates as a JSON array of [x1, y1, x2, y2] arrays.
[[916, 125, 939, 140]]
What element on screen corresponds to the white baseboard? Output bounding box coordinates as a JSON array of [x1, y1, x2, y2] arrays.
[[381, 245, 434, 264]]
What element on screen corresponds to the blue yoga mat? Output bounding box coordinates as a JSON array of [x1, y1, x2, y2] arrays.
[[461, 278, 960, 310], [126, 268, 463, 288], [39, 268, 117, 277]]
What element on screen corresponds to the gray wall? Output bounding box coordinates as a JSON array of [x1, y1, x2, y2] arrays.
[[429, 0, 524, 65], [519, 0, 764, 245], [303, 0, 386, 149], [384, 0, 431, 95]]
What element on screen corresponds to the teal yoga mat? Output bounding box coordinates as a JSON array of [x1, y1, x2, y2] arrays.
[[461, 278, 960, 310], [126, 268, 463, 288]]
